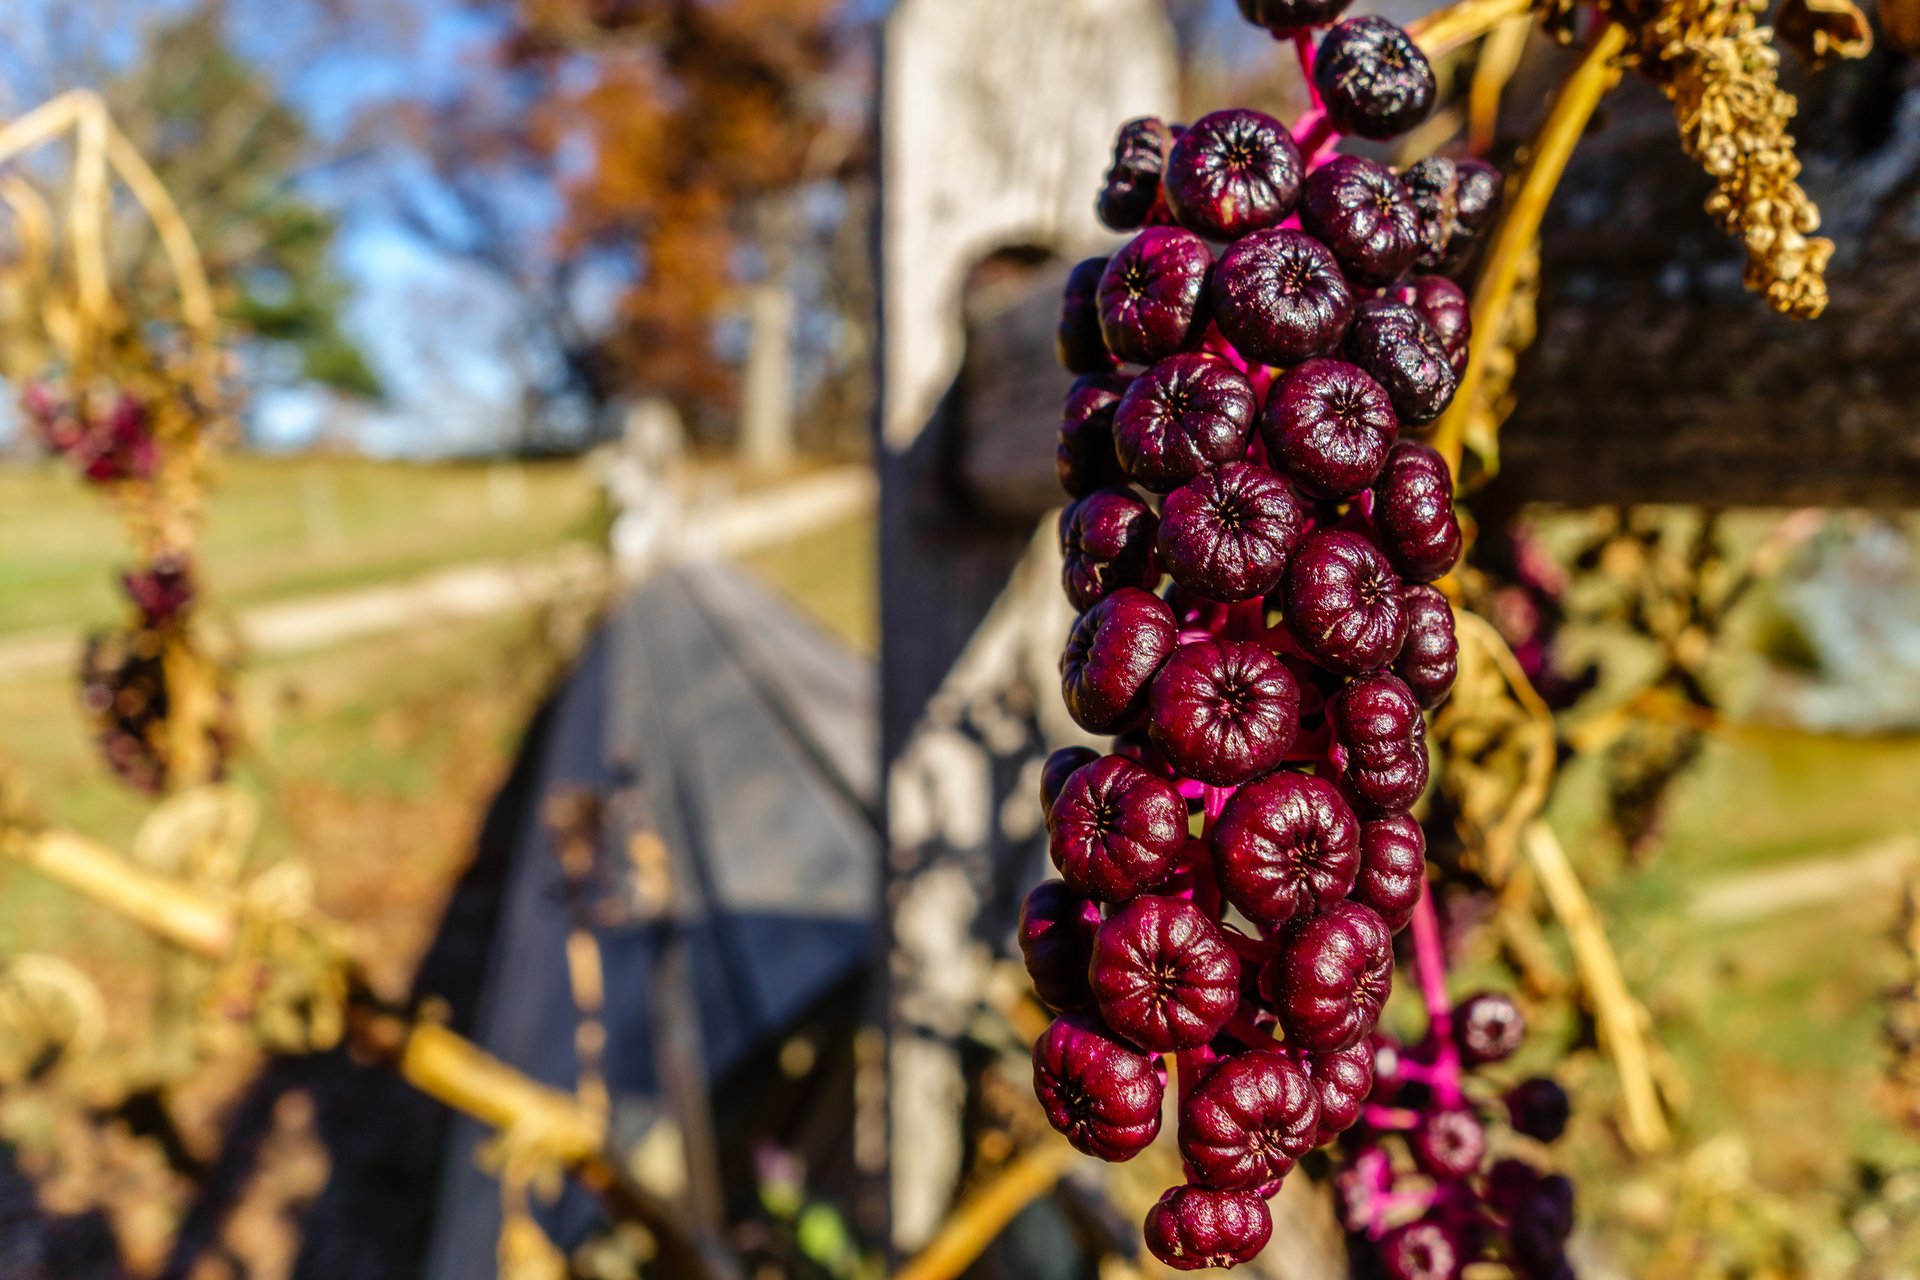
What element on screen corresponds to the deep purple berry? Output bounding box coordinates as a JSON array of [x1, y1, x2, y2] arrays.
[[1299, 156, 1422, 287], [1213, 770, 1360, 929], [1099, 117, 1175, 232], [1373, 442, 1461, 584], [1395, 584, 1458, 709], [1344, 298, 1459, 427], [1060, 588, 1179, 733], [1157, 462, 1307, 602], [1411, 1105, 1487, 1180], [1235, 0, 1353, 33], [1212, 228, 1354, 366], [1306, 1039, 1374, 1143], [1329, 672, 1429, 815], [1148, 640, 1301, 786], [1060, 489, 1160, 612], [1040, 745, 1102, 815], [1143, 1185, 1272, 1271], [1489, 1162, 1574, 1264], [1179, 1049, 1319, 1189], [1057, 372, 1133, 498], [1058, 257, 1118, 374], [1113, 353, 1256, 491], [1455, 991, 1527, 1065], [1381, 1220, 1463, 1280], [1164, 108, 1302, 241], [1505, 1077, 1572, 1143], [1259, 899, 1393, 1052], [1281, 529, 1410, 676], [122, 554, 195, 628], [1261, 358, 1398, 499], [1097, 227, 1213, 365], [1402, 276, 1470, 373], [1033, 1013, 1166, 1160], [1314, 16, 1436, 141], [1090, 895, 1240, 1052], [1401, 156, 1462, 272], [1352, 813, 1425, 932], [1019, 880, 1103, 1012], [1047, 754, 1186, 901]]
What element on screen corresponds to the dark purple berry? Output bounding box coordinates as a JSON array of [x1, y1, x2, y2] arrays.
[[1179, 1049, 1319, 1189], [1212, 228, 1354, 366], [1314, 16, 1436, 141], [1281, 529, 1409, 676], [1352, 813, 1425, 932], [1097, 227, 1213, 365], [1060, 588, 1179, 733], [1235, 0, 1353, 33], [1032, 1013, 1166, 1160], [1040, 745, 1102, 814], [1143, 1185, 1272, 1271], [1213, 770, 1360, 929], [1299, 156, 1421, 287], [1395, 584, 1458, 708], [1455, 991, 1527, 1065], [1058, 257, 1118, 374], [1113, 353, 1256, 491], [1019, 880, 1103, 1012], [1261, 358, 1398, 499], [1505, 1077, 1572, 1143], [1403, 156, 1503, 273], [1306, 1039, 1374, 1143], [1060, 488, 1160, 612], [1047, 754, 1187, 901], [1164, 108, 1302, 241], [1260, 900, 1394, 1052], [1090, 894, 1240, 1052], [1490, 1163, 1574, 1264], [1344, 297, 1459, 426], [1329, 672, 1429, 815], [1373, 442, 1461, 583], [1381, 1220, 1463, 1280], [1157, 462, 1307, 602], [1411, 1105, 1487, 1179], [122, 554, 195, 628], [1099, 117, 1175, 232], [1402, 276, 1470, 373], [1148, 640, 1301, 785], [1057, 372, 1132, 498]]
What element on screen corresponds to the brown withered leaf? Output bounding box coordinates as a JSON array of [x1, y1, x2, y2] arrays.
[[1776, 0, 1874, 63]]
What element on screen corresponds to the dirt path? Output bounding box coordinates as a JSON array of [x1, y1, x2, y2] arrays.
[[1688, 835, 1920, 925]]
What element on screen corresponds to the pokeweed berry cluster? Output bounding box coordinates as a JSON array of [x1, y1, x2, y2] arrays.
[[1338, 984, 1576, 1280], [1026, 0, 1509, 1270], [22, 381, 159, 485]]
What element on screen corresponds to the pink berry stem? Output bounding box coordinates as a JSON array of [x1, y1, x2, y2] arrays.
[[1224, 1003, 1277, 1049], [1410, 882, 1467, 1106], [1293, 30, 1323, 111], [1174, 1045, 1218, 1110], [1361, 1103, 1422, 1131]]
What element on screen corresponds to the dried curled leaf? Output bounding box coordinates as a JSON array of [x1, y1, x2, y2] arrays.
[[1775, 0, 1874, 63]]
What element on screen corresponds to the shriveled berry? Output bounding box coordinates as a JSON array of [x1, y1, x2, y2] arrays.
[[1259, 899, 1393, 1052], [1157, 462, 1307, 602], [1143, 1185, 1272, 1271], [1261, 358, 1398, 499], [1344, 298, 1458, 426], [1235, 0, 1353, 33], [1213, 771, 1360, 929], [1148, 640, 1301, 785], [1099, 117, 1175, 232], [1040, 745, 1102, 813], [1164, 108, 1302, 241], [1048, 754, 1186, 901], [1411, 1105, 1487, 1180], [1060, 489, 1160, 612], [1097, 227, 1213, 365], [1505, 1077, 1572, 1143], [1061, 588, 1179, 733], [1281, 529, 1410, 676], [1306, 1039, 1374, 1143], [1453, 159, 1501, 232], [1212, 228, 1354, 366], [1455, 991, 1526, 1065], [1179, 1049, 1319, 1189], [1090, 895, 1240, 1052], [1329, 672, 1429, 815], [1033, 1013, 1166, 1160], [1113, 353, 1256, 491], [1299, 156, 1421, 287], [1058, 257, 1118, 374], [1381, 1220, 1463, 1280], [1401, 156, 1462, 271], [1373, 442, 1461, 583], [1057, 372, 1133, 498], [1352, 813, 1425, 931], [1314, 16, 1436, 141], [1395, 584, 1458, 708], [1019, 880, 1103, 1012]]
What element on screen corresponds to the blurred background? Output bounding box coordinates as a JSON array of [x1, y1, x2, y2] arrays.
[[0, 0, 1917, 1277]]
